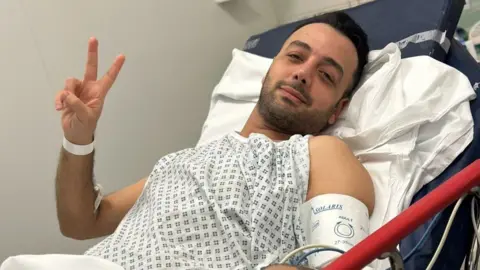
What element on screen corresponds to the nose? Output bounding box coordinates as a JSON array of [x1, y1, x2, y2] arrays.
[[293, 68, 309, 86]]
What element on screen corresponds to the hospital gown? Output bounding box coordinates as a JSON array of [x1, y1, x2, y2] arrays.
[[84, 132, 311, 269]]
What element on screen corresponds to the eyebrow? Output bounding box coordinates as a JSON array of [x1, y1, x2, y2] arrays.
[[321, 57, 344, 80], [287, 40, 344, 80], [287, 40, 312, 52]]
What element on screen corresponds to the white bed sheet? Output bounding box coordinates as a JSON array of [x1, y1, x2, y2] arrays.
[[0, 254, 123, 270]]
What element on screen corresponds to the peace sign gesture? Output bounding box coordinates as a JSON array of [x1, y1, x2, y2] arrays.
[[55, 37, 125, 145]]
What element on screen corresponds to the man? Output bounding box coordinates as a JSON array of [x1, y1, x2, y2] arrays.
[[54, 11, 374, 270]]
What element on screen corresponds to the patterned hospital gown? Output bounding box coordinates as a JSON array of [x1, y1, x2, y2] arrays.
[[85, 132, 311, 269]]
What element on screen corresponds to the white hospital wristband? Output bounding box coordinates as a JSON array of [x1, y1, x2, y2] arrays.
[[62, 136, 95, 155]]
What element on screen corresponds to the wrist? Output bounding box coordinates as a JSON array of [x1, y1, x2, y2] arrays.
[[63, 136, 95, 155], [64, 134, 94, 145]]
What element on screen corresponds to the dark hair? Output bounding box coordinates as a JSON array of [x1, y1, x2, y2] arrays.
[[291, 11, 369, 99]]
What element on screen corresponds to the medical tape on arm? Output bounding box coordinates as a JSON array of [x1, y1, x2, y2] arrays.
[[93, 184, 104, 214], [300, 193, 370, 267]]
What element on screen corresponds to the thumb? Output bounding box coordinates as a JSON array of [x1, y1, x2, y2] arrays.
[[63, 92, 89, 121]]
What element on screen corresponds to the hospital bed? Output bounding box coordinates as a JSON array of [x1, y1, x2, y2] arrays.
[[243, 0, 479, 269]]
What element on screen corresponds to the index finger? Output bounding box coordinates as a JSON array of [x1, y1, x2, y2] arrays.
[[84, 37, 99, 82], [99, 54, 126, 94]]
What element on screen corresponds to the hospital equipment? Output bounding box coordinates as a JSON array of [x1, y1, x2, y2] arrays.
[[323, 161, 480, 269], [240, 0, 480, 268]]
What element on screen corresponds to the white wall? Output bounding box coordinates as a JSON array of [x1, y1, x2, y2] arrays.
[[0, 0, 277, 262], [270, 0, 375, 24]]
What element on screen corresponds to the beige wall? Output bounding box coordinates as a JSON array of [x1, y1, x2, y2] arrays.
[[269, 0, 374, 24]]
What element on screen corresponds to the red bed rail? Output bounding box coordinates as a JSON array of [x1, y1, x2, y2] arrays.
[[324, 159, 480, 270]]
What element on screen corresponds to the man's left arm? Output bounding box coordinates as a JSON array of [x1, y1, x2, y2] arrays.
[[306, 135, 375, 214], [292, 135, 376, 268], [263, 136, 375, 269]]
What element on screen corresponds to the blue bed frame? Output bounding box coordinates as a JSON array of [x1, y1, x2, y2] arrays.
[[243, 0, 479, 269]]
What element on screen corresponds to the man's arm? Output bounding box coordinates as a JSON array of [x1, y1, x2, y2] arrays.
[[54, 37, 143, 240], [55, 147, 146, 240], [307, 135, 375, 215]]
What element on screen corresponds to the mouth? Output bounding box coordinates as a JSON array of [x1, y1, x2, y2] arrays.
[[279, 86, 307, 104]]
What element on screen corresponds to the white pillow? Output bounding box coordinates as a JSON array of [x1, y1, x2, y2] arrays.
[[197, 48, 271, 146]]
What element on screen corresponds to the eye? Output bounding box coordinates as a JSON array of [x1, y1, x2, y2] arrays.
[[288, 54, 302, 62], [319, 71, 334, 84]]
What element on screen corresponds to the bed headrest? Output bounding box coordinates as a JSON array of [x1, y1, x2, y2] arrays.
[[244, 0, 464, 62]]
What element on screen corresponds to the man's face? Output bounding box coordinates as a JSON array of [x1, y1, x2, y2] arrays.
[[258, 23, 359, 135]]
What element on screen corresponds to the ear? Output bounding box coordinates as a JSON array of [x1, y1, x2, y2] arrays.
[[328, 98, 349, 125]]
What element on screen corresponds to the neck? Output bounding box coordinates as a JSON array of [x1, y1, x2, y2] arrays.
[[239, 107, 292, 141]]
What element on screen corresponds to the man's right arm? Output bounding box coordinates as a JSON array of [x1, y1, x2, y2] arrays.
[[55, 147, 146, 240], [54, 37, 137, 240]]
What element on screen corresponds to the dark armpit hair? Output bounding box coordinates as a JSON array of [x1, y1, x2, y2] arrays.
[[291, 11, 370, 99]]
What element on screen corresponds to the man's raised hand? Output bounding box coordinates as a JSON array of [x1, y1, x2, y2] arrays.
[[55, 37, 125, 145]]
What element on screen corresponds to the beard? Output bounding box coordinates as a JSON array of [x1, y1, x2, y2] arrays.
[[257, 72, 336, 136]]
